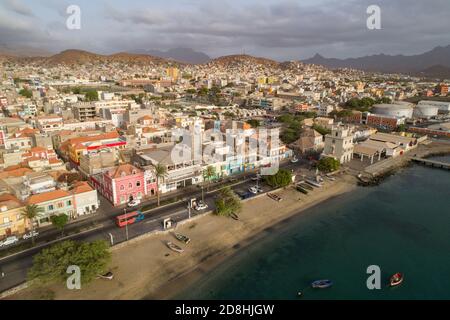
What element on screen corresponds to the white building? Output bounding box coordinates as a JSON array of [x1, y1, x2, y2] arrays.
[[72, 181, 99, 217], [322, 125, 354, 164]]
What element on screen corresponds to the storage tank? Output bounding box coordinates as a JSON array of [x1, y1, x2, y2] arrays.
[[372, 103, 414, 118], [413, 104, 439, 118]]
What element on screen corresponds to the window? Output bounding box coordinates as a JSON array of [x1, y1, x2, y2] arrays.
[[136, 181, 141, 187], [57, 202, 64, 208], [3, 217, 9, 223], [129, 183, 133, 189], [120, 185, 125, 191], [67, 200, 72, 206], [48, 204, 54, 211]]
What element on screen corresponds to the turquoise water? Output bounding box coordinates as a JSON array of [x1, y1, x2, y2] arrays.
[[180, 156, 450, 300]]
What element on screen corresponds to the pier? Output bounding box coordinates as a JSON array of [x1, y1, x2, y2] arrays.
[[410, 157, 450, 170]]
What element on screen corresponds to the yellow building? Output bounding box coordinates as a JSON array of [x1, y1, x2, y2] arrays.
[[166, 67, 180, 81], [0, 194, 28, 239]]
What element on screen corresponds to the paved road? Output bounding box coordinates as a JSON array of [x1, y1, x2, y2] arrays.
[[0, 162, 298, 293]]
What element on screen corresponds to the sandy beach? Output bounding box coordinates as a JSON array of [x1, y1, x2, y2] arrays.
[[10, 173, 358, 300]]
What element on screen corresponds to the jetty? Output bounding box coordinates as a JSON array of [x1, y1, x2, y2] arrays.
[[410, 157, 450, 171]]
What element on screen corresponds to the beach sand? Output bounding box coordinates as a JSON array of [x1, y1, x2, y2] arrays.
[[10, 174, 357, 300]]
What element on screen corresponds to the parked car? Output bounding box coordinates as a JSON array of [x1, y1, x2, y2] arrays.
[[127, 199, 141, 207], [195, 201, 208, 211], [23, 231, 39, 240], [248, 186, 263, 194], [0, 236, 19, 247]]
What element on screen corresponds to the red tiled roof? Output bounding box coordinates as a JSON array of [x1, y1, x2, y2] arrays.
[[27, 189, 71, 205]]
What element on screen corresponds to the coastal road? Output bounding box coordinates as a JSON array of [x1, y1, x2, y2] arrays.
[[0, 164, 292, 293]]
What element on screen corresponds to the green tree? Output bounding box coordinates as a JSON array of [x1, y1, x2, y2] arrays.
[[154, 163, 168, 206], [317, 157, 340, 173], [246, 119, 260, 128], [21, 205, 44, 246], [84, 90, 98, 101], [264, 169, 293, 188], [214, 187, 242, 217], [28, 240, 111, 285], [19, 88, 32, 98], [203, 166, 216, 194], [312, 124, 331, 136], [50, 214, 69, 237]]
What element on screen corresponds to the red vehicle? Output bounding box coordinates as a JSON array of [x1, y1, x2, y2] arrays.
[[115, 211, 145, 228]]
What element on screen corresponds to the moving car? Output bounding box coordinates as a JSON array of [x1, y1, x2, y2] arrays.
[[195, 200, 208, 211], [127, 199, 141, 207], [0, 236, 19, 247], [23, 231, 39, 240]]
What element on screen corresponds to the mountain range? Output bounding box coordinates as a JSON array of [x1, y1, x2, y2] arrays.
[[137, 48, 210, 64], [303, 45, 450, 78], [1, 45, 449, 78]]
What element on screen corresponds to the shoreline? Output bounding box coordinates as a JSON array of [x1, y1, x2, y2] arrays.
[[6, 141, 450, 300], [8, 174, 357, 300]]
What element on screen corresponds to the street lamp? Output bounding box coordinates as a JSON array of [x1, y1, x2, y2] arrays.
[[108, 233, 114, 246]]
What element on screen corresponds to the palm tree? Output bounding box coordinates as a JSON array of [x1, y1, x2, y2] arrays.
[[21, 204, 43, 246], [204, 166, 216, 192], [154, 163, 168, 207]]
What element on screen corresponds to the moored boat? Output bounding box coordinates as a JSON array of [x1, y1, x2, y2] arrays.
[[389, 273, 404, 287], [166, 241, 184, 253], [311, 279, 333, 289], [174, 233, 191, 244]]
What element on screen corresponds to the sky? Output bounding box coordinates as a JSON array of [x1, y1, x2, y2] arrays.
[[0, 0, 449, 60]]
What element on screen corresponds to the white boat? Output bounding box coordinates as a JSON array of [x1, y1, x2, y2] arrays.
[[305, 179, 323, 188], [166, 241, 184, 253]]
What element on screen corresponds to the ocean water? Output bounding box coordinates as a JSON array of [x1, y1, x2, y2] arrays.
[[179, 156, 450, 300]]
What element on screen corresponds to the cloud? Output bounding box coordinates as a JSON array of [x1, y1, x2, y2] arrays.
[[0, 0, 449, 60], [3, 0, 35, 17]]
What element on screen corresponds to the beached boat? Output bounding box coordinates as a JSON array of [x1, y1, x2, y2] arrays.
[[267, 193, 282, 202], [298, 183, 313, 191], [305, 180, 323, 188], [166, 241, 184, 253], [296, 186, 308, 194], [389, 273, 404, 287], [311, 279, 333, 289], [174, 233, 191, 244], [230, 212, 239, 221]]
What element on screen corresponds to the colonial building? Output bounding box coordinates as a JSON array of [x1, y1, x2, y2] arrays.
[[322, 125, 354, 164], [90, 164, 157, 206]]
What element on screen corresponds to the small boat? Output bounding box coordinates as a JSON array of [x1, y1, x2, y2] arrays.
[[311, 279, 333, 289], [298, 183, 313, 191], [389, 273, 404, 287], [267, 193, 282, 202], [230, 212, 239, 221], [305, 180, 323, 188], [174, 233, 190, 244], [296, 186, 308, 194], [166, 241, 184, 253]]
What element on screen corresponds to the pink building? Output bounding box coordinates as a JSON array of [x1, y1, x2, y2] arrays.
[[91, 164, 157, 206]]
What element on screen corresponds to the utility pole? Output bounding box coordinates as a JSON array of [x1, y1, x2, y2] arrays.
[[124, 208, 129, 241]]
